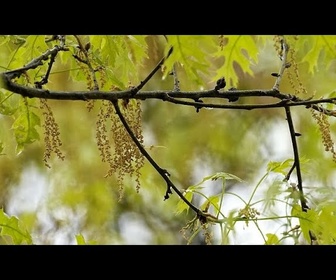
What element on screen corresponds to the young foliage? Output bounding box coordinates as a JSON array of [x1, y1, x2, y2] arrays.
[[0, 208, 33, 244]]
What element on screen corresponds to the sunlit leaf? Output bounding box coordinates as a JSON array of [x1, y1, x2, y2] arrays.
[[75, 233, 86, 245], [163, 35, 217, 87], [175, 190, 193, 215], [90, 35, 148, 88], [0, 208, 33, 244], [298, 35, 336, 74], [267, 159, 294, 174], [263, 180, 284, 211], [291, 204, 317, 243], [314, 202, 336, 244], [200, 194, 220, 212], [265, 233, 279, 245], [213, 35, 259, 87], [9, 35, 48, 70]]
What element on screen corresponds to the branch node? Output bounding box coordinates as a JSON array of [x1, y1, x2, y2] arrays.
[[214, 77, 226, 91]]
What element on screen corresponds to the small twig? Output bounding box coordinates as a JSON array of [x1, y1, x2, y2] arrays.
[[284, 106, 317, 244], [35, 51, 57, 89], [170, 63, 180, 92], [284, 163, 296, 181], [111, 100, 202, 216], [131, 46, 174, 95], [73, 35, 99, 91], [284, 106, 308, 211], [273, 37, 290, 91], [4, 44, 68, 80]]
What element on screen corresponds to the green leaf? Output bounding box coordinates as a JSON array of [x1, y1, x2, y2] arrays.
[[0, 35, 10, 47], [200, 194, 220, 212], [9, 35, 49, 70], [0, 89, 20, 116], [265, 233, 279, 245], [291, 204, 317, 243], [263, 180, 284, 211], [267, 159, 294, 175], [11, 100, 41, 154], [213, 35, 259, 87], [75, 234, 87, 245], [195, 172, 244, 187], [175, 190, 193, 215], [0, 208, 33, 244], [298, 35, 336, 74], [90, 35, 148, 88], [163, 35, 217, 87]]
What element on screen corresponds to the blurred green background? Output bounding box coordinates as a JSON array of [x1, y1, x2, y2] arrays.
[[1, 35, 336, 244]]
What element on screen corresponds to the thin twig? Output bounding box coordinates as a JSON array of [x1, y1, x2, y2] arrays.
[[111, 99, 202, 215], [131, 46, 173, 95], [273, 36, 290, 91], [35, 51, 57, 88], [284, 106, 308, 211], [73, 35, 99, 90], [285, 106, 318, 244], [4, 44, 68, 80]]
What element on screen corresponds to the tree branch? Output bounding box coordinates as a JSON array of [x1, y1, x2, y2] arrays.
[[284, 106, 318, 244], [2, 76, 336, 115]]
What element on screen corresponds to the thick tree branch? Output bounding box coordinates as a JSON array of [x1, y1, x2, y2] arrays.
[[2, 76, 336, 115]]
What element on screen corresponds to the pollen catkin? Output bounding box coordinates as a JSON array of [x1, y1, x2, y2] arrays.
[[311, 108, 336, 162], [202, 223, 213, 245], [40, 98, 65, 168], [95, 99, 144, 200]]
